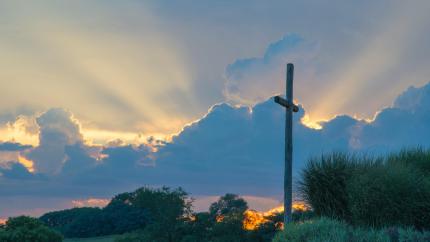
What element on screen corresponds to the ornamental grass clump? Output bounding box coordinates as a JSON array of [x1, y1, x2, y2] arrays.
[[347, 163, 430, 229], [299, 148, 430, 230], [298, 152, 380, 222]]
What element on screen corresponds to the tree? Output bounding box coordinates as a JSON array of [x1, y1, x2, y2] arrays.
[[114, 186, 193, 242], [209, 194, 248, 221], [0, 216, 63, 242], [40, 199, 148, 238], [207, 194, 249, 241]]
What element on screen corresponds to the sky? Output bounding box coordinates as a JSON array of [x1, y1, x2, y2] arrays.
[[1, 0, 430, 218]]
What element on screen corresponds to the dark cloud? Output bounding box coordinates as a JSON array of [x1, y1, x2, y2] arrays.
[[0, 142, 32, 151], [61, 143, 97, 176], [0, 162, 34, 180], [153, 82, 430, 196], [1, 82, 430, 218]]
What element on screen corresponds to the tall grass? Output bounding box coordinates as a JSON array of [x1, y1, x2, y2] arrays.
[[273, 218, 389, 242], [347, 164, 430, 229], [386, 147, 430, 174], [273, 218, 430, 242], [298, 153, 381, 222], [299, 148, 430, 229]]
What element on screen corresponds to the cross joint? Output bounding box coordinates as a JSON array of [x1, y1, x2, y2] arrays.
[[274, 96, 299, 112]]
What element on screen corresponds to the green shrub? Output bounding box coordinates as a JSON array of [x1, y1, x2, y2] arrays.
[[398, 227, 430, 242], [273, 218, 349, 242], [347, 164, 430, 229], [292, 210, 315, 222], [0, 216, 63, 242], [299, 153, 380, 221], [273, 218, 389, 242], [386, 148, 430, 175], [300, 149, 430, 230]]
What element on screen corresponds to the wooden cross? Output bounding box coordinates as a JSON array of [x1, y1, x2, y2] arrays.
[[274, 63, 299, 225]]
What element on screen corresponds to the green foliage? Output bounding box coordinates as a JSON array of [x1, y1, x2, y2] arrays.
[[274, 219, 430, 242], [347, 164, 430, 229], [113, 187, 192, 242], [386, 147, 430, 174], [299, 152, 380, 221], [299, 149, 430, 229], [40, 204, 148, 238], [291, 209, 315, 222], [179, 212, 215, 240], [103, 198, 148, 234], [273, 218, 390, 242], [397, 227, 430, 242], [207, 194, 249, 241], [0, 216, 63, 242], [209, 193, 248, 219], [114, 193, 281, 242]]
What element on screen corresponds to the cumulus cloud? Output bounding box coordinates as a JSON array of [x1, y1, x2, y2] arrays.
[[224, 34, 319, 105], [1, 82, 430, 218], [28, 108, 83, 174], [0, 162, 34, 180], [0, 115, 39, 146], [154, 82, 430, 197]]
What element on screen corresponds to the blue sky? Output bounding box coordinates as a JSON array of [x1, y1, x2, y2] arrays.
[[1, 0, 430, 218]]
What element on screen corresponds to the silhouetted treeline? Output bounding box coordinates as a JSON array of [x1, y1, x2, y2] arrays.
[[39, 187, 308, 241], [0, 216, 62, 242]]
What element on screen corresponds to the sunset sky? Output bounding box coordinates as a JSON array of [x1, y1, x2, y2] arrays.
[[1, 0, 430, 219]]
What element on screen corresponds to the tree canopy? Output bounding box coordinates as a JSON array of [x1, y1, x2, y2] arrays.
[[0, 216, 63, 242]]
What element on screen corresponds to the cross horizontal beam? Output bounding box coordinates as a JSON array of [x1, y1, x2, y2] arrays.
[[274, 96, 299, 112]]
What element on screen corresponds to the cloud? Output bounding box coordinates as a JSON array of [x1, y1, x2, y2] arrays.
[[1, 82, 430, 218], [71, 198, 110, 208], [0, 115, 39, 146], [0, 162, 34, 180], [3, 1, 430, 138], [357, 83, 430, 152], [394, 83, 430, 112], [224, 34, 319, 105], [28, 108, 83, 174], [0, 1, 195, 135], [0, 142, 32, 151], [61, 143, 98, 176]]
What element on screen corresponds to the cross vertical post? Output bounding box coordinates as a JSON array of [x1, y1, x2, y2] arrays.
[[274, 63, 298, 225]]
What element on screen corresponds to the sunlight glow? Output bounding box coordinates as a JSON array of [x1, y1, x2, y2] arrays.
[[0, 116, 39, 146], [0, 218, 6, 225], [243, 201, 309, 230], [18, 155, 35, 173], [300, 114, 323, 130]]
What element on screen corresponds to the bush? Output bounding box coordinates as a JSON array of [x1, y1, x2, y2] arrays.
[[273, 219, 430, 242], [386, 148, 430, 175], [0, 216, 63, 242], [299, 153, 380, 221], [40, 202, 149, 238], [300, 149, 430, 229], [273, 218, 389, 242], [292, 210, 315, 222], [347, 164, 430, 229], [397, 227, 430, 242], [40, 207, 117, 238]]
